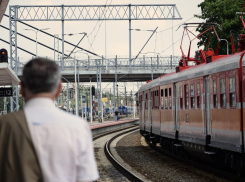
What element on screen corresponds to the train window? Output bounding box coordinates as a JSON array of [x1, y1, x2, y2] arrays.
[[229, 77, 236, 107], [190, 84, 194, 96], [213, 80, 217, 108], [169, 88, 172, 108], [220, 79, 226, 108], [197, 83, 200, 95], [157, 90, 159, 107], [190, 84, 194, 108], [145, 93, 148, 109], [185, 85, 189, 109], [180, 86, 183, 109], [213, 80, 216, 94], [220, 79, 225, 93], [196, 83, 200, 108], [161, 89, 164, 108], [197, 96, 200, 108], [165, 88, 168, 109], [229, 77, 235, 92], [213, 95, 217, 108]]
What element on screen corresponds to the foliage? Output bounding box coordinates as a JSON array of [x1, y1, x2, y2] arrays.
[[195, 0, 245, 54]]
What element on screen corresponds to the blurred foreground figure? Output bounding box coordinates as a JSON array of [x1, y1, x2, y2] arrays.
[[0, 58, 99, 182]]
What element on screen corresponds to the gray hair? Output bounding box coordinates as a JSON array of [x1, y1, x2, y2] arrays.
[[22, 58, 61, 94]]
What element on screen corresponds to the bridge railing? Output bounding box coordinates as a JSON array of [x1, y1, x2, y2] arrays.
[[16, 56, 180, 71]]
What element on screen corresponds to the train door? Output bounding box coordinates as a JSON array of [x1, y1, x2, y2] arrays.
[[140, 92, 145, 131], [204, 76, 211, 139], [174, 83, 178, 138]]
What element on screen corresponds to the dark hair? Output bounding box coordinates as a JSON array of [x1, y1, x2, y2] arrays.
[[22, 58, 61, 94]]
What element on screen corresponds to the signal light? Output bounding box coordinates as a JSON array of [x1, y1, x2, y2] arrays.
[[0, 49, 8, 63], [92, 86, 95, 96]]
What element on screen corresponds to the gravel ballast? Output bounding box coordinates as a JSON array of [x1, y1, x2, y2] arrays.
[[116, 131, 232, 182]]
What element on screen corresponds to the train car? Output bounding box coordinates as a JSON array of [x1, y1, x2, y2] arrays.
[[119, 106, 127, 114], [139, 11, 245, 173]]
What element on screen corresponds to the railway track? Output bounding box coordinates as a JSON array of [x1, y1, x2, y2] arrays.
[[145, 139, 245, 182], [93, 124, 145, 182], [104, 128, 145, 182]]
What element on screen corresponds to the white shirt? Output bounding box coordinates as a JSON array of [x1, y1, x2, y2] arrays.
[[24, 98, 99, 182]]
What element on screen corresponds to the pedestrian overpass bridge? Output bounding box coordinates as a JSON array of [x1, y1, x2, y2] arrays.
[[15, 56, 179, 82]]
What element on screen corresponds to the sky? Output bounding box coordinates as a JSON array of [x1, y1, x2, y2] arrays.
[[0, 0, 204, 95], [0, 0, 204, 61]]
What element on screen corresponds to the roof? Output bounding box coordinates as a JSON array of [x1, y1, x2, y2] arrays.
[[0, 0, 9, 23], [139, 52, 242, 92], [0, 63, 20, 86]]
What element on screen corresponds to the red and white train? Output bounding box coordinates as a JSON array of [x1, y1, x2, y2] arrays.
[[139, 7, 245, 173]]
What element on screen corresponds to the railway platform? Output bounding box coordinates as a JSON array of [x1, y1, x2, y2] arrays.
[[89, 118, 139, 135]]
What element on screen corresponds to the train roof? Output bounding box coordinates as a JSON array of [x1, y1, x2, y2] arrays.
[[139, 52, 243, 92]]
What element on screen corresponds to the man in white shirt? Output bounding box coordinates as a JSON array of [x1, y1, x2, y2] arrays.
[[0, 58, 99, 182]]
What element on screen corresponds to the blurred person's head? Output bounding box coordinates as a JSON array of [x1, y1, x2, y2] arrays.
[[21, 57, 62, 102]]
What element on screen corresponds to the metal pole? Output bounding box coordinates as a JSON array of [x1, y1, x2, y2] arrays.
[[133, 83, 135, 118], [75, 57, 78, 116], [172, 10, 175, 68], [77, 59, 80, 115], [110, 88, 111, 115], [125, 87, 127, 117], [66, 82, 69, 112], [151, 57, 153, 80], [115, 56, 117, 109], [90, 79, 92, 124], [101, 57, 103, 123], [35, 31, 38, 57], [113, 82, 115, 113], [82, 85, 84, 119], [61, 4, 64, 70], [129, 4, 132, 70]]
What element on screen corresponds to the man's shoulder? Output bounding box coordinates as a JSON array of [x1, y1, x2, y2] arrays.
[[0, 110, 25, 124]]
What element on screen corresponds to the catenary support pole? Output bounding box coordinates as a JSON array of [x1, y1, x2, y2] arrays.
[[77, 59, 80, 115], [90, 76, 92, 124], [75, 57, 78, 116], [62, 4, 64, 71], [66, 82, 69, 112], [113, 82, 115, 114], [129, 4, 132, 70]]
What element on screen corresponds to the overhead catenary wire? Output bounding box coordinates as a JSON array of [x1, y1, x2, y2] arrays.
[[3, 14, 100, 58], [87, 0, 113, 51]]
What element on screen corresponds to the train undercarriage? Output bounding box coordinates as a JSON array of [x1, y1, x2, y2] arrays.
[[140, 130, 245, 175]]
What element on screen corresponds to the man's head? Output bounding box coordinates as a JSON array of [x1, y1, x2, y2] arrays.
[[21, 58, 62, 101]]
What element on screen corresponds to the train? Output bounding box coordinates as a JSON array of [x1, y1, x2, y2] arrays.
[[139, 5, 245, 174]]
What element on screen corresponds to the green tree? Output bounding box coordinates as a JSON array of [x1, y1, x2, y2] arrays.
[[195, 0, 245, 54]]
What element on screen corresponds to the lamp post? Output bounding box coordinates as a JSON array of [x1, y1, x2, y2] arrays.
[[220, 39, 229, 55], [23, 28, 50, 57]]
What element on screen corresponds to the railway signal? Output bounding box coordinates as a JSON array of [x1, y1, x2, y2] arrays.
[[92, 86, 95, 96], [0, 49, 8, 63]]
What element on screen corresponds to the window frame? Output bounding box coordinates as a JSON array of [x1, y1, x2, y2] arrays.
[[179, 85, 183, 109], [164, 88, 168, 109], [184, 84, 189, 109], [229, 77, 236, 108], [190, 84, 195, 109], [220, 78, 226, 108], [213, 79, 217, 108], [196, 82, 200, 109]]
